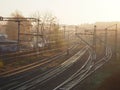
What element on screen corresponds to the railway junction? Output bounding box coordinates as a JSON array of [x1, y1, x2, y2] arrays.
[[0, 17, 118, 90]]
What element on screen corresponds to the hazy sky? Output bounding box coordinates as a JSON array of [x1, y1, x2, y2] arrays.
[[0, 0, 120, 24]]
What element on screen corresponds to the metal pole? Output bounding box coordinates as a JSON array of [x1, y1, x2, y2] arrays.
[[37, 19, 40, 51], [63, 26, 66, 38], [49, 22, 52, 49], [67, 30, 70, 55], [40, 23, 44, 51], [75, 26, 78, 40], [93, 25, 96, 53], [75, 26, 77, 34], [105, 28, 107, 51], [115, 24, 117, 60], [18, 21, 20, 51]]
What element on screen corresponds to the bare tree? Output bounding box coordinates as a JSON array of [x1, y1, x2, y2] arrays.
[[32, 11, 65, 49]]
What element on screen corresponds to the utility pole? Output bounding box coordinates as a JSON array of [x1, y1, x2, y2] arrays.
[[63, 25, 66, 38], [115, 24, 117, 60], [17, 21, 20, 51], [36, 19, 40, 51], [75, 26, 77, 41], [93, 25, 96, 53], [67, 30, 70, 55], [75, 26, 78, 34], [105, 28, 107, 51]]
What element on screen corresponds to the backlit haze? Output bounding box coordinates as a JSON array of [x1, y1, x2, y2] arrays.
[[0, 0, 120, 25]]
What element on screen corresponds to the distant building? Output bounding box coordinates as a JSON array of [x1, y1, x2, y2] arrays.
[[0, 34, 18, 53]]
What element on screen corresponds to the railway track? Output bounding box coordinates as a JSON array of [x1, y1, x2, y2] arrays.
[[1, 45, 88, 90], [0, 49, 36, 59], [0, 43, 83, 90], [0, 44, 81, 78], [53, 47, 112, 90], [53, 46, 94, 90], [52, 33, 112, 90], [0, 48, 68, 75], [0, 47, 64, 62], [0, 33, 112, 90], [0, 52, 63, 77]]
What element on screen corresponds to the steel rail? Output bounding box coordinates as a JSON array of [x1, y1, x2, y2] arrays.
[[55, 47, 112, 90], [53, 33, 112, 90], [53, 46, 93, 90], [8, 46, 88, 90], [0, 44, 81, 90], [2, 44, 80, 77]]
